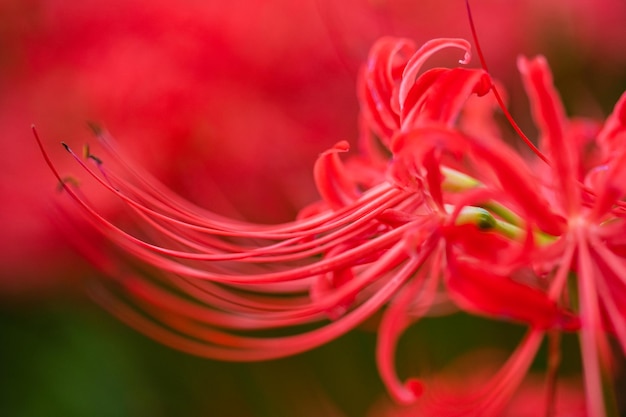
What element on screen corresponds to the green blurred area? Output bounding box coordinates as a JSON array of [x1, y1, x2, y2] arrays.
[[0, 290, 596, 417], [0, 293, 381, 417]]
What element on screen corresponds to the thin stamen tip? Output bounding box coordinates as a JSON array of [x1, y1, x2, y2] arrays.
[[87, 121, 103, 136], [459, 51, 471, 65], [89, 155, 103, 165], [58, 176, 80, 192]]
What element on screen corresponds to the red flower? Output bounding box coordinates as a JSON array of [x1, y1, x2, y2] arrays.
[[511, 55, 626, 417], [37, 35, 589, 413]]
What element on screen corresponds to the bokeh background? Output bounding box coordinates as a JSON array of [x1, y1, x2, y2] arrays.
[[2, 0, 626, 416]]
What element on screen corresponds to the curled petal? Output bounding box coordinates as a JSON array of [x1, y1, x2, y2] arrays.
[[399, 37, 472, 111], [314, 141, 359, 210], [402, 67, 491, 130], [359, 37, 477, 145], [377, 242, 442, 405], [359, 37, 416, 143]]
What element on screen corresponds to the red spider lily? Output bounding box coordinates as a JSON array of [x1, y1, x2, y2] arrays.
[[384, 39, 626, 416], [387, 26, 626, 416], [512, 55, 626, 417], [36, 34, 593, 414]]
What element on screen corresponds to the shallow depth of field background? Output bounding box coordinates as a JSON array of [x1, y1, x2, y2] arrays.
[[1, 1, 626, 416]]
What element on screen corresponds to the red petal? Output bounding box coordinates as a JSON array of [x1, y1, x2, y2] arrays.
[[403, 68, 491, 129], [518, 56, 580, 215], [445, 254, 579, 330], [358, 37, 416, 143], [597, 90, 626, 158], [399, 37, 472, 110], [313, 141, 359, 210]]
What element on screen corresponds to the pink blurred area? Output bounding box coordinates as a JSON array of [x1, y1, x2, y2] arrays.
[[1, 0, 626, 294]]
